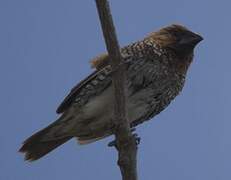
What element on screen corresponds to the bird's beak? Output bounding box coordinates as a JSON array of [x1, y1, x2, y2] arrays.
[[180, 33, 203, 46], [193, 34, 203, 44]]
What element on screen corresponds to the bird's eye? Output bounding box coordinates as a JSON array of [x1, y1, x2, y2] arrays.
[[170, 31, 185, 42]]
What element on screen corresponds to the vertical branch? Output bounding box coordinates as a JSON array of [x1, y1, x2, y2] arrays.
[[95, 0, 138, 180]]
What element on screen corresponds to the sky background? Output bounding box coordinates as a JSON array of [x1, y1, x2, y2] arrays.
[[0, 0, 231, 179]]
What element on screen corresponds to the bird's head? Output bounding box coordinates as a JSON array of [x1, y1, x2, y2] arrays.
[[148, 24, 203, 57]]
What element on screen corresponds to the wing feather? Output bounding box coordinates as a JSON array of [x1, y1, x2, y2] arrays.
[[56, 40, 161, 114], [56, 67, 112, 114], [56, 70, 99, 113]]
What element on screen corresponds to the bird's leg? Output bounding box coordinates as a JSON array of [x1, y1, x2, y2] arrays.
[[108, 127, 140, 147]]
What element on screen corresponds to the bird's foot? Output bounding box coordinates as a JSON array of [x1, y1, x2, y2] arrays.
[[132, 133, 141, 145], [108, 128, 140, 147], [108, 139, 117, 147]]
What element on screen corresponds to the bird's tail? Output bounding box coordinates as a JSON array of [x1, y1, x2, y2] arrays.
[[19, 119, 73, 161]]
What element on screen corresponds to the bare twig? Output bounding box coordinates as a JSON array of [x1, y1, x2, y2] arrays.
[[95, 0, 138, 180]]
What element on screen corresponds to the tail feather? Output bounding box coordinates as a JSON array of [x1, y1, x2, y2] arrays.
[[19, 123, 72, 161]]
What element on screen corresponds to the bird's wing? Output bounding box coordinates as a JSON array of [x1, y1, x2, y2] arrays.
[[56, 67, 112, 114], [56, 40, 162, 114], [56, 44, 134, 114]]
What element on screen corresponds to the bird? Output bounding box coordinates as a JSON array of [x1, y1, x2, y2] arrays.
[[19, 24, 203, 161]]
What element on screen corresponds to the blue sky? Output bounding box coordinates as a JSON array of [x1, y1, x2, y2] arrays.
[[1, 0, 230, 179]]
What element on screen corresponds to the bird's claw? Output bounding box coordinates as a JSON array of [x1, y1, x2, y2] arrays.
[[130, 127, 136, 132], [132, 133, 141, 145], [108, 130, 140, 147], [108, 140, 116, 147]]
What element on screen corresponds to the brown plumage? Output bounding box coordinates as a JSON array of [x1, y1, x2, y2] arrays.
[[19, 24, 203, 161]]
